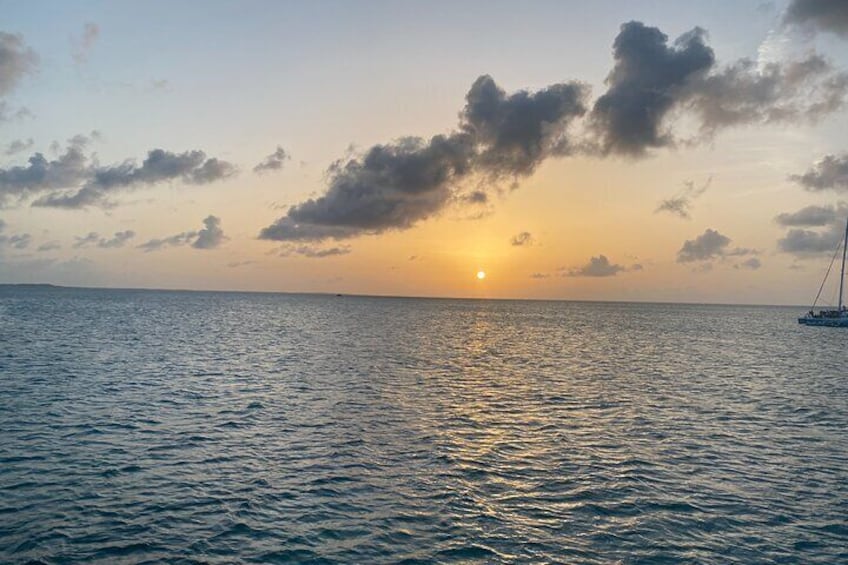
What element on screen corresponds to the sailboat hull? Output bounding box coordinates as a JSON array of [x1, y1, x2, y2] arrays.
[[798, 315, 848, 327]]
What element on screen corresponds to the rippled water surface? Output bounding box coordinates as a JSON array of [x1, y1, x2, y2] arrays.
[[1, 286, 847, 563]]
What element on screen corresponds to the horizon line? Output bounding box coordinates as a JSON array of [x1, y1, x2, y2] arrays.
[[0, 281, 813, 309]]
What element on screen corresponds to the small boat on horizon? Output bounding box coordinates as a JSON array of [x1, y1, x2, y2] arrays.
[[799, 218, 848, 327]]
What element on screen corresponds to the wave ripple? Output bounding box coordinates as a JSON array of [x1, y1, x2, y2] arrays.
[[1, 289, 847, 563]]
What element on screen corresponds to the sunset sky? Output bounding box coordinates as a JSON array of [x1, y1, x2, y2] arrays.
[[2, 0, 848, 304]]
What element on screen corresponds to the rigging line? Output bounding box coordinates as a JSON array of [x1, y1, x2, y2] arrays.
[[812, 240, 842, 308]]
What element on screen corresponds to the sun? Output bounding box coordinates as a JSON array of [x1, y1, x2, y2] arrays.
[[476, 270, 486, 280]]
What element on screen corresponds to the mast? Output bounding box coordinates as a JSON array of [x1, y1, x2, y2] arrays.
[[839, 218, 848, 311]]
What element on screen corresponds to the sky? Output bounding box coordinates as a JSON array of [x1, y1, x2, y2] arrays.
[[2, 0, 848, 304]]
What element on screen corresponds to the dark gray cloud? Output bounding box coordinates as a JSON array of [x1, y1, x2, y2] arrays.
[[74, 230, 136, 249], [138, 215, 225, 252], [591, 22, 847, 154], [591, 22, 715, 156], [677, 228, 731, 262], [0, 145, 90, 206], [462, 190, 488, 204], [775, 203, 846, 226], [259, 133, 476, 241], [92, 149, 235, 189], [71, 22, 99, 65], [99, 230, 135, 249], [510, 231, 534, 246], [655, 177, 711, 219], [4, 138, 33, 155], [73, 232, 100, 248], [778, 225, 843, 255], [6, 146, 236, 209], [777, 203, 847, 256], [188, 158, 237, 185], [260, 74, 587, 243], [138, 231, 197, 252], [0, 31, 37, 96], [192, 215, 225, 249], [254, 146, 289, 173], [784, 0, 848, 37], [565, 254, 626, 277], [461, 74, 588, 175], [684, 55, 848, 135], [790, 153, 848, 191], [277, 244, 352, 258]]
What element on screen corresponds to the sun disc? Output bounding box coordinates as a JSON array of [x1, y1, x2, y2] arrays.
[[476, 270, 486, 280]]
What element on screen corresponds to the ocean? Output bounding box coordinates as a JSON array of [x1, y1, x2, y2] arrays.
[[1, 286, 846, 563]]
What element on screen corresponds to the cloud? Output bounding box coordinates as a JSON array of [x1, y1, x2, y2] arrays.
[[277, 244, 352, 258], [461, 74, 588, 175], [37, 240, 61, 252], [99, 230, 135, 248], [530, 272, 550, 279], [776, 204, 846, 256], [775, 203, 847, 226], [778, 226, 842, 255], [192, 215, 225, 249], [259, 133, 476, 241], [590, 22, 715, 156], [0, 144, 91, 206], [227, 260, 255, 268], [4, 138, 33, 155], [735, 257, 762, 270], [510, 231, 534, 246], [2, 145, 238, 209], [71, 22, 99, 64], [0, 232, 31, 249], [0, 31, 37, 96], [74, 230, 136, 249], [564, 254, 626, 277], [784, 0, 848, 38], [0, 222, 30, 249], [138, 231, 197, 252], [677, 228, 731, 262], [150, 79, 169, 91], [790, 153, 848, 191], [259, 74, 587, 243], [0, 101, 33, 122], [590, 21, 847, 155], [73, 232, 100, 248], [655, 177, 711, 219], [254, 146, 289, 173], [138, 215, 225, 252], [462, 190, 488, 204], [683, 55, 848, 135]]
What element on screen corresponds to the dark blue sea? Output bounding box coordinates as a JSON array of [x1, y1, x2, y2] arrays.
[[1, 286, 847, 564]]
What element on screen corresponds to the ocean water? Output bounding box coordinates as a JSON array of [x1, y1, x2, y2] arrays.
[[1, 287, 847, 564]]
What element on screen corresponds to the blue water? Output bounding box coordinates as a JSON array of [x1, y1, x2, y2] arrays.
[[1, 287, 847, 563]]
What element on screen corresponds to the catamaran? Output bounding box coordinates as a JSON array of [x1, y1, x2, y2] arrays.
[[798, 218, 848, 327]]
